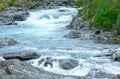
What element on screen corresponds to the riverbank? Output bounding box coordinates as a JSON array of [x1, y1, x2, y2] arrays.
[[0, 1, 120, 79]]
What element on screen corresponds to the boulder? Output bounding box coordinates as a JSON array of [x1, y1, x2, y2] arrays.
[[0, 59, 84, 79], [0, 37, 18, 47], [64, 31, 80, 38], [0, 16, 15, 25], [66, 15, 84, 30], [0, 7, 29, 25], [85, 69, 116, 79], [114, 50, 120, 61], [54, 0, 75, 6], [39, 14, 51, 19], [2, 51, 39, 60], [94, 32, 117, 41], [2, 10, 29, 21], [59, 59, 78, 70]]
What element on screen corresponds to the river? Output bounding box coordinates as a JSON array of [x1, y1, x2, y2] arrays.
[[0, 7, 120, 77]]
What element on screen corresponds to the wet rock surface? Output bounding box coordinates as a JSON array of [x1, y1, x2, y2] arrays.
[[59, 59, 78, 70], [0, 16, 15, 25], [85, 69, 117, 79], [65, 14, 118, 41], [0, 59, 85, 79], [0, 7, 29, 25], [64, 31, 80, 38], [0, 37, 18, 47], [2, 51, 39, 60]]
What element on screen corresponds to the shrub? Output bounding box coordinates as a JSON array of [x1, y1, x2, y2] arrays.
[[115, 13, 120, 35], [94, 5, 119, 30], [0, 3, 4, 10]]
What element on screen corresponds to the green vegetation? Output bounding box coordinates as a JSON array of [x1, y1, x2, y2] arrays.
[[0, 3, 4, 10], [0, 0, 51, 9], [74, 0, 120, 35]]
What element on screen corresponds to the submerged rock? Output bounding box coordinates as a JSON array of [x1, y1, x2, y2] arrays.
[[0, 37, 18, 47], [2, 51, 39, 60], [59, 59, 78, 70], [39, 14, 51, 19], [64, 31, 80, 38]]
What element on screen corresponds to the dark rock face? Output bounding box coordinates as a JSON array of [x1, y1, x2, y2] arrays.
[[66, 14, 93, 30], [2, 51, 39, 60], [59, 59, 78, 70], [0, 16, 15, 25], [0, 7, 29, 25], [94, 32, 117, 41], [0, 59, 85, 79], [54, 0, 75, 6], [64, 31, 80, 38], [85, 69, 117, 79], [66, 16, 84, 30], [0, 37, 18, 47]]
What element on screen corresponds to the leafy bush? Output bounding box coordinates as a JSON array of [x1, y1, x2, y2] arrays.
[[0, 3, 4, 10], [94, 7, 119, 30], [115, 13, 120, 35], [74, 0, 120, 34], [15, 1, 33, 8]]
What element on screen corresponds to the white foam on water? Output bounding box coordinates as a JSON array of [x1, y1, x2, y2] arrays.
[[0, 56, 5, 61]]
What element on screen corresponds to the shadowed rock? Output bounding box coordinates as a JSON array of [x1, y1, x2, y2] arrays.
[[2, 51, 39, 60], [0, 59, 85, 79], [59, 59, 78, 70], [0, 37, 18, 47], [85, 69, 116, 79], [64, 31, 80, 38]]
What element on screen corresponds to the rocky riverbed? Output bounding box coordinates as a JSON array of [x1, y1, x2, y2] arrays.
[[0, 6, 120, 79]]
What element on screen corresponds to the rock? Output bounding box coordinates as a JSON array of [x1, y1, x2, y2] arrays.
[[64, 31, 80, 38], [39, 14, 51, 19], [0, 59, 84, 79], [94, 30, 101, 34], [38, 57, 57, 68], [114, 49, 120, 61], [94, 32, 117, 41], [58, 9, 70, 12], [0, 37, 18, 47], [66, 15, 84, 30], [2, 51, 39, 60], [54, 0, 75, 6], [0, 16, 15, 25], [59, 59, 78, 70], [2, 10, 29, 21], [0, 7, 29, 25], [83, 20, 93, 30], [85, 69, 116, 79]]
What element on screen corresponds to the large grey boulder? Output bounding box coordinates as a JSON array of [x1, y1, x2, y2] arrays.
[[2, 10, 29, 21], [0, 37, 18, 47], [64, 31, 80, 38], [0, 7, 29, 25], [0, 16, 15, 25], [94, 32, 117, 41], [66, 15, 84, 30], [0, 59, 85, 79], [59, 59, 78, 70], [85, 69, 117, 79], [2, 51, 39, 60]]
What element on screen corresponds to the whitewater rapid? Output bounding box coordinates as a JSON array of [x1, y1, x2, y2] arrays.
[[0, 7, 120, 77]]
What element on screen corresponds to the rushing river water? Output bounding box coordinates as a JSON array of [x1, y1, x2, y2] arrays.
[[0, 7, 120, 77]]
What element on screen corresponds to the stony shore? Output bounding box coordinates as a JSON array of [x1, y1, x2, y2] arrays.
[[0, 0, 120, 78]]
